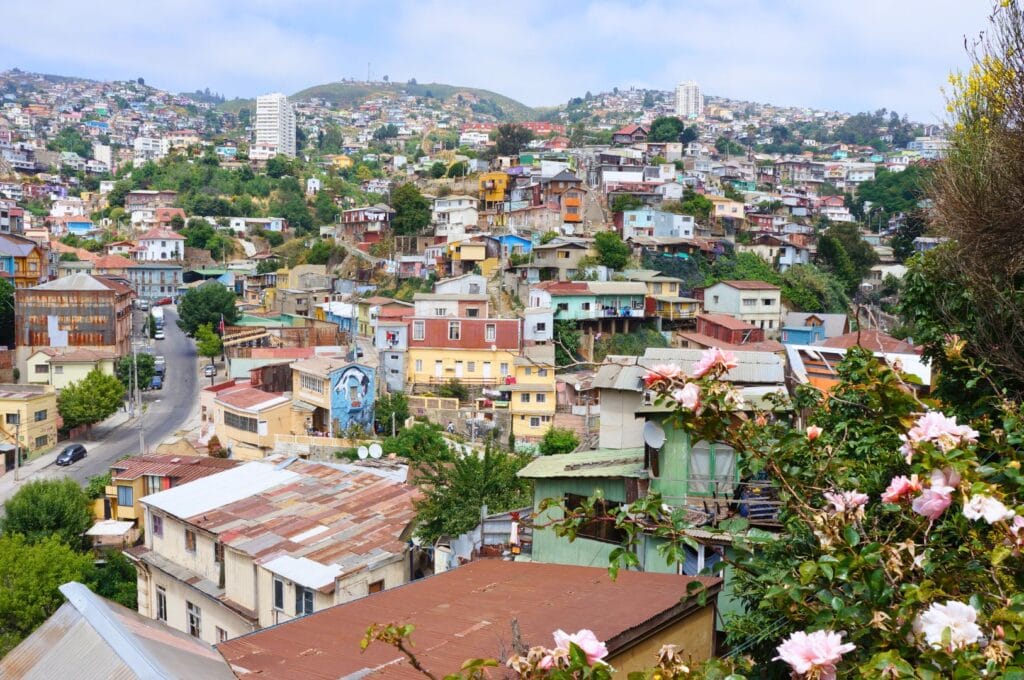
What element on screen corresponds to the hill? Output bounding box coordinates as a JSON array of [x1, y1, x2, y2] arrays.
[[290, 81, 536, 121]]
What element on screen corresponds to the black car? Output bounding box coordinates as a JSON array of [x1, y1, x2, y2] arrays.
[[55, 444, 87, 466]]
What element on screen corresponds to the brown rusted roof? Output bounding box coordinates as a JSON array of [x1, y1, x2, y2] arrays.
[[819, 330, 918, 354], [109, 454, 239, 484], [697, 312, 757, 331], [217, 560, 721, 679], [717, 280, 780, 291]]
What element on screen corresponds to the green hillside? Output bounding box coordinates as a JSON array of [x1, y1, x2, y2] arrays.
[[290, 81, 537, 121]]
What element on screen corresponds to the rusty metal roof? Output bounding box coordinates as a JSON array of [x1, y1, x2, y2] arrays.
[[217, 560, 721, 679], [109, 454, 239, 484]]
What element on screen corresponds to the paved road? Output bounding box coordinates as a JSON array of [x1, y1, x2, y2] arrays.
[[37, 307, 199, 485]]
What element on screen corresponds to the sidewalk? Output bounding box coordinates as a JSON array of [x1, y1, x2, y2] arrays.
[[0, 408, 137, 505]]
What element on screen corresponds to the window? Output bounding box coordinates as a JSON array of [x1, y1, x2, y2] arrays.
[[564, 493, 627, 543], [369, 579, 385, 594], [520, 393, 530, 403], [581, 302, 591, 310], [34, 435, 47, 448], [500, 363, 509, 375], [742, 298, 757, 307], [712, 295, 719, 304], [34, 364, 48, 374], [185, 529, 196, 553], [536, 322, 546, 332], [186, 601, 201, 638], [216, 627, 229, 643], [763, 298, 774, 306], [434, 307, 446, 316], [557, 250, 570, 259], [467, 362, 476, 373], [536, 393, 546, 403], [156, 587, 167, 622], [415, 359, 423, 372], [687, 441, 738, 496], [530, 416, 541, 428], [145, 475, 162, 495], [413, 321, 424, 341], [538, 369, 548, 377], [296, 586, 314, 616], [467, 308, 479, 318], [4, 413, 17, 425], [116, 485, 133, 507], [485, 324, 496, 342], [768, 320, 774, 329], [214, 542, 224, 565], [53, 365, 63, 375], [152, 515, 163, 537], [524, 367, 532, 376], [448, 321, 461, 340], [223, 411, 258, 433], [273, 578, 284, 610], [300, 373, 324, 394]]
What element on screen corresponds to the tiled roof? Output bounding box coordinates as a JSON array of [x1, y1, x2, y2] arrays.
[[138, 227, 185, 241], [217, 560, 721, 679], [92, 254, 136, 269]]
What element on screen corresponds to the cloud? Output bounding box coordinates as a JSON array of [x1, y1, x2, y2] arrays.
[[0, 0, 991, 119]]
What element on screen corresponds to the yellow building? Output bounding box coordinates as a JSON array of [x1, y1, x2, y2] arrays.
[[708, 196, 746, 224], [26, 348, 117, 391], [212, 384, 297, 460], [0, 383, 58, 462], [478, 171, 509, 207], [508, 345, 557, 439]]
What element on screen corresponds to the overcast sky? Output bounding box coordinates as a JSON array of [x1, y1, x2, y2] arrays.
[[0, 0, 992, 122]]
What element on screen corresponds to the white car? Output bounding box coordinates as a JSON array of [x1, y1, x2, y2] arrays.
[[154, 330, 166, 340]]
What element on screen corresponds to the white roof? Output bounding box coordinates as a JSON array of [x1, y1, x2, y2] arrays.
[[86, 520, 135, 536], [262, 554, 343, 589], [142, 462, 300, 519], [318, 301, 354, 317]]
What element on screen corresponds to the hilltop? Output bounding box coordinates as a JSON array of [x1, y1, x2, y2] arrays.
[[289, 81, 537, 121]]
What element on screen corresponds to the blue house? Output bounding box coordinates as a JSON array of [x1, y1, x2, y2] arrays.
[[330, 363, 376, 432], [489, 234, 533, 259], [780, 324, 825, 345]]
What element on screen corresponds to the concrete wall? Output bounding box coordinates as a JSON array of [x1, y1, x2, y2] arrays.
[[609, 604, 716, 673], [598, 389, 644, 449]]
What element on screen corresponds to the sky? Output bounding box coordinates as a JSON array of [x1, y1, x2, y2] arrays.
[[0, 0, 993, 123]]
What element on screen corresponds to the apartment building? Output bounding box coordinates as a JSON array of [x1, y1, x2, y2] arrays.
[[128, 458, 419, 646], [253, 93, 296, 159], [675, 80, 703, 118]]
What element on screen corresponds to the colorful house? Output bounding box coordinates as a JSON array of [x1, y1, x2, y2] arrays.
[[26, 348, 117, 391]]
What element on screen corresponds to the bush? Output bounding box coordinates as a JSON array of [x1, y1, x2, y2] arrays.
[[539, 427, 579, 455], [437, 379, 469, 402]]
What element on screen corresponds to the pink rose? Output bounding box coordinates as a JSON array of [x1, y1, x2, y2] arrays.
[[823, 490, 869, 514], [774, 630, 855, 680], [551, 629, 608, 665], [671, 382, 701, 410], [692, 347, 739, 378], [644, 362, 682, 387], [806, 425, 823, 441], [901, 411, 979, 460], [881, 474, 922, 504], [911, 469, 958, 521]]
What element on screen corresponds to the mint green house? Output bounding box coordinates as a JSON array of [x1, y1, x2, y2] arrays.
[[528, 281, 648, 322]]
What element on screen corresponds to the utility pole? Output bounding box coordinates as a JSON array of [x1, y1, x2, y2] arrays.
[[13, 416, 20, 481]]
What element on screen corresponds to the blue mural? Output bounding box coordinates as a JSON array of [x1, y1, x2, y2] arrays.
[[329, 363, 376, 432]]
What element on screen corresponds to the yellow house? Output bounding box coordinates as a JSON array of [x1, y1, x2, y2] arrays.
[[708, 196, 746, 224], [508, 346, 557, 440], [26, 348, 117, 391], [98, 454, 238, 523], [408, 347, 519, 388], [478, 171, 508, 207], [0, 383, 58, 461], [212, 384, 296, 460]]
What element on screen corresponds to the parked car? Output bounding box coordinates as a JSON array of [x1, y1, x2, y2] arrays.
[[154, 330, 166, 340], [154, 297, 173, 306], [203, 364, 217, 378], [55, 444, 87, 466], [151, 375, 163, 390], [137, 300, 149, 311]]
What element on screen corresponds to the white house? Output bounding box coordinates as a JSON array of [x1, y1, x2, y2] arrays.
[[306, 178, 321, 196], [137, 227, 185, 261], [702, 280, 783, 338]]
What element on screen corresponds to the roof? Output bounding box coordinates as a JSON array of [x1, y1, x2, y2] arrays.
[[783, 312, 849, 338], [411, 293, 489, 302], [614, 123, 647, 135], [86, 520, 135, 537], [592, 347, 786, 391], [290, 356, 359, 377], [518, 447, 646, 479], [32, 348, 118, 363], [0, 582, 235, 680], [29, 272, 132, 295], [713, 280, 780, 291], [214, 385, 291, 412], [677, 332, 786, 354], [786, 343, 932, 386], [217, 560, 720, 679], [91, 254, 136, 269], [697, 312, 758, 331], [138, 227, 185, 241], [108, 454, 239, 485], [141, 458, 419, 588], [531, 280, 647, 296], [0, 232, 40, 257], [819, 330, 918, 354]]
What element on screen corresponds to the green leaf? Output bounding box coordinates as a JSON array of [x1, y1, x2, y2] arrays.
[[799, 561, 818, 585], [843, 525, 860, 547]]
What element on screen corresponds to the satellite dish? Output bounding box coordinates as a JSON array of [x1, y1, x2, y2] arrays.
[[357, 446, 369, 459], [643, 421, 666, 449], [368, 443, 383, 459]]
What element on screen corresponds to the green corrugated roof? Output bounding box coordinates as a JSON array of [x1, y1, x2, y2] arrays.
[[518, 448, 646, 479]]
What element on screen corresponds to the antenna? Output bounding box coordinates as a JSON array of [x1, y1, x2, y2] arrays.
[[357, 445, 369, 459], [642, 421, 666, 449], [368, 443, 383, 459]]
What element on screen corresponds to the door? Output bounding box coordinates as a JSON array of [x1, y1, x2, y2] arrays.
[[434, 360, 443, 378], [454, 361, 464, 378], [482, 362, 492, 380]]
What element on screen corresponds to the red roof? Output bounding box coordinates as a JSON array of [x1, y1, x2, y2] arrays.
[[614, 123, 647, 136], [697, 313, 757, 331], [215, 385, 289, 411], [217, 560, 721, 679], [92, 254, 136, 269], [109, 454, 238, 484], [820, 330, 918, 354], [718, 280, 780, 291], [530, 280, 589, 294], [138, 227, 185, 241]]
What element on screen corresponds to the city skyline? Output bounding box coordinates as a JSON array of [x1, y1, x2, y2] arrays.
[[0, 1, 992, 122]]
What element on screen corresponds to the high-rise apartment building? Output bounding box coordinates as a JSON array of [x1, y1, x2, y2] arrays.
[[253, 93, 296, 159], [675, 81, 704, 118]]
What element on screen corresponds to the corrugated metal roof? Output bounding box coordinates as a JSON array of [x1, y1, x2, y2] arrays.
[[518, 448, 646, 479], [142, 462, 301, 519], [217, 560, 721, 680]]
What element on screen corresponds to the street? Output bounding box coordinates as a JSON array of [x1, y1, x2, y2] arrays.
[[34, 307, 199, 485]]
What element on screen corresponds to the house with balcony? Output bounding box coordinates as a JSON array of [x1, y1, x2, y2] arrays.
[[737, 234, 810, 272], [512, 238, 594, 284], [431, 195, 479, 241], [125, 262, 184, 301], [290, 357, 376, 436], [701, 280, 783, 338], [338, 204, 394, 247], [622, 269, 700, 326], [375, 321, 409, 394], [529, 281, 647, 343], [612, 124, 648, 145], [619, 208, 695, 241], [136, 228, 184, 261], [128, 457, 420, 646], [407, 316, 522, 390], [0, 233, 46, 288]]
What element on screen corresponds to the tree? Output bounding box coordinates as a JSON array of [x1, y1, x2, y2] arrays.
[[85, 473, 111, 500], [390, 183, 431, 236], [313, 189, 340, 224], [180, 218, 231, 261], [493, 123, 534, 156], [413, 442, 534, 543], [169, 214, 185, 230], [665, 189, 713, 221], [447, 160, 468, 178], [610, 194, 643, 213], [115, 353, 155, 392], [647, 116, 685, 143], [429, 161, 447, 179], [0, 535, 95, 656], [256, 258, 281, 274], [593, 231, 630, 270], [437, 379, 469, 401], [176, 282, 238, 335], [539, 231, 559, 245], [714, 136, 744, 156], [538, 427, 579, 455], [57, 369, 125, 433], [0, 278, 12, 348], [680, 125, 698, 145], [195, 323, 223, 366], [47, 126, 92, 158], [0, 479, 93, 548], [90, 550, 137, 609], [376, 392, 410, 434], [383, 423, 450, 463], [265, 154, 291, 179], [372, 123, 399, 140], [553, 320, 581, 368], [816, 222, 878, 293]]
